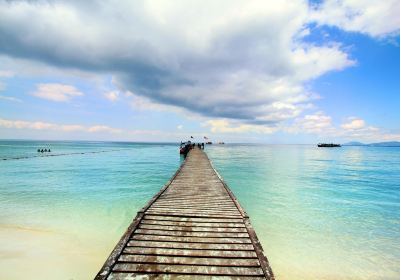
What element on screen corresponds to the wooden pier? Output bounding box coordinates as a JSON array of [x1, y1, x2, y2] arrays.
[[96, 148, 274, 279]]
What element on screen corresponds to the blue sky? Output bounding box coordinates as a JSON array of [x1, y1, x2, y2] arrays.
[[0, 0, 399, 143]]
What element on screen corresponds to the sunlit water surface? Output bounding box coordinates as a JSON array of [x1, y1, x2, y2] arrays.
[[0, 141, 399, 279]]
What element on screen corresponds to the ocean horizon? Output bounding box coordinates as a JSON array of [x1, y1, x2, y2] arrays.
[[1, 140, 399, 279]]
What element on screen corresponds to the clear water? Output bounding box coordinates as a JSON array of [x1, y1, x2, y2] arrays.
[[0, 141, 399, 279]]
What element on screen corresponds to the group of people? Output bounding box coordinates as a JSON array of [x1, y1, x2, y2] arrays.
[[197, 143, 205, 149], [37, 148, 51, 153], [180, 141, 205, 156]]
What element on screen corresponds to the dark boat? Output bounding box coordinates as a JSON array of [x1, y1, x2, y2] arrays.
[[206, 142, 212, 145], [318, 143, 341, 147]]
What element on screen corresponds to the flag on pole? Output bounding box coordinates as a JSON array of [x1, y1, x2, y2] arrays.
[[190, 136, 194, 139], [204, 136, 208, 140]]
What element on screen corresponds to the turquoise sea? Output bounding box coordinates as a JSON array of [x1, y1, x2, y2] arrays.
[[0, 141, 399, 279]]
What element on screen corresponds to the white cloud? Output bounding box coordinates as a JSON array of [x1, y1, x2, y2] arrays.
[[288, 111, 336, 134], [341, 118, 366, 130], [104, 91, 119, 102], [0, 0, 354, 126], [340, 117, 380, 139], [286, 113, 399, 142], [381, 133, 400, 141], [0, 70, 14, 78], [0, 82, 6, 91], [177, 125, 183, 130], [203, 119, 277, 134], [0, 95, 22, 102], [311, 0, 400, 37], [0, 0, 396, 136], [0, 118, 122, 134], [0, 117, 197, 140], [32, 83, 83, 102], [87, 125, 122, 134]]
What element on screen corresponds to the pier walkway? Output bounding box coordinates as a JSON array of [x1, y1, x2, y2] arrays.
[[96, 148, 274, 279]]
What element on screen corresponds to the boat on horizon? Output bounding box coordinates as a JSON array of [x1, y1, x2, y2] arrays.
[[318, 143, 341, 147]]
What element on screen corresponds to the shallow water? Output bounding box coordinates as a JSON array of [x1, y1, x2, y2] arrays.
[[0, 141, 399, 279]]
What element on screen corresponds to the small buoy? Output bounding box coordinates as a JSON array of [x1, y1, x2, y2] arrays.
[[37, 149, 40, 152], [40, 149, 44, 153], [48, 149, 51, 152]]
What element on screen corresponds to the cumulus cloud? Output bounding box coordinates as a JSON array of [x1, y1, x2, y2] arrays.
[[0, 118, 124, 134], [340, 117, 380, 139], [32, 83, 83, 102], [287, 113, 399, 142], [311, 0, 400, 37], [0, 0, 397, 135], [0, 0, 356, 127], [0, 95, 22, 102], [87, 125, 122, 134], [0, 70, 14, 78], [204, 119, 277, 134], [0, 117, 200, 140], [288, 111, 336, 134], [104, 91, 119, 102], [341, 117, 366, 130]]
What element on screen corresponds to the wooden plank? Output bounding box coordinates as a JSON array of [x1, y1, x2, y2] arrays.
[[138, 224, 248, 233], [157, 197, 232, 202], [144, 215, 243, 223], [123, 247, 257, 258], [112, 263, 265, 276], [147, 209, 240, 216], [131, 234, 252, 244], [134, 229, 249, 238], [118, 254, 260, 266], [149, 206, 239, 212], [140, 220, 245, 228], [126, 240, 254, 250], [108, 273, 266, 280], [144, 212, 243, 219], [152, 202, 237, 207]]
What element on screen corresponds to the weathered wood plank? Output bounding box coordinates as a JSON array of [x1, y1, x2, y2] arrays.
[[140, 220, 245, 228], [144, 212, 243, 219], [150, 207, 239, 212], [144, 215, 243, 223], [118, 254, 260, 266], [112, 263, 265, 276], [131, 234, 252, 244], [138, 224, 248, 232], [108, 273, 266, 280], [134, 229, 249, 238], [123, 247, 257, 258], [126, 240, 254, 250]]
